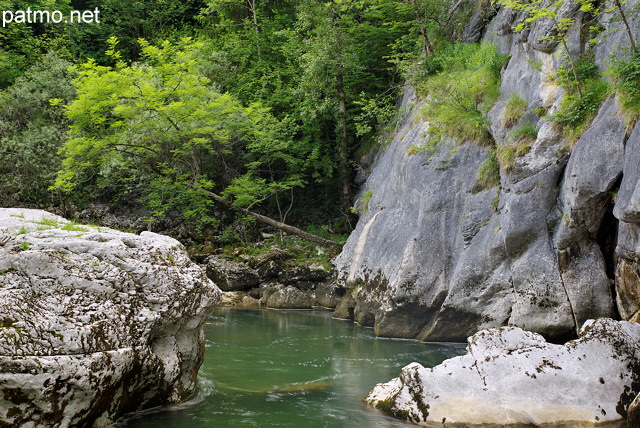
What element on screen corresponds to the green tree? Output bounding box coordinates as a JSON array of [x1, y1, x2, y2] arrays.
[[0, 52, 75, 206], [68, 0, 206, 62], [55, 38, 340, 247]]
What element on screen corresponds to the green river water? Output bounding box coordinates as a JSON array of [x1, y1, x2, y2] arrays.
[[116, 308, 466, 427], [114, 308, 627, 428]]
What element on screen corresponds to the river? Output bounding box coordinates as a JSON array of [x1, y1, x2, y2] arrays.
[[115, 307, 466, 427]]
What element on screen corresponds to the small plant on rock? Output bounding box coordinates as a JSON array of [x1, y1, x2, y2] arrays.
[[502, 94, 528, 128], [510, 120, 538, 145]]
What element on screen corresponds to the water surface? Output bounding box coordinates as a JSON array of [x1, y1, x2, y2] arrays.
[[117, 308, 465, 427]]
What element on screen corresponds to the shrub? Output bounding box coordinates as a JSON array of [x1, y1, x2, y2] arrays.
[[502, 94, 528, 128], [0, 52, 75, 206]]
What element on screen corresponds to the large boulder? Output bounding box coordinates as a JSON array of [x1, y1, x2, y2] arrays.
[[205, 256, 259, 291], [0, 208, 220, 427], [266, 286, 312, 310], [366, 318, 640, 426]]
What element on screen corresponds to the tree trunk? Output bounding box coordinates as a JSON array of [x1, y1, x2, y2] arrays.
[[248, 0, 261, 59], [409, 0, 434, 57], [199, 188, 343, 248], [614, 0, 637, 53], [336, 70, 354, 226]]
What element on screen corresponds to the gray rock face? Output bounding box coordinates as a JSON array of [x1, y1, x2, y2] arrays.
[[614, 120, 640, 323], [206, 256, 259, 291], [0, 208, 220, 427], [366, 318, 640, 426], [333, 0, 633, 341], [527, 0, 582, 54]]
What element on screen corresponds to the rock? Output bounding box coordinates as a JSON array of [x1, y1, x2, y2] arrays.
[[333, 294, 356, 320], [629, 394, 640, 428], [259, 283, 282, 306], [461, 0, 497, 43], [333, 0, 636, 341], [0, 208, 220, 427], [314, 282, 344, 309], [205, 256, 259, 291], [278, 263, 330, 285], [366, 318, 640, 426], [527, 1, 582, 54], [246, 247, 292, 281], [219, 291, 260, 308], [615, 121, 640, 322], [266, 286, 312, 310]]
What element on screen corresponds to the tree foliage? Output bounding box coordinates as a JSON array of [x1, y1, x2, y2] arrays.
[[55, 38, 304, 228], [0, 52, 74, 205]]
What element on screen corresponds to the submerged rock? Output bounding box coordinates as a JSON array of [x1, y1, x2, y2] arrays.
[[0, 208, 220, 427], [365, 318, 640, 426]]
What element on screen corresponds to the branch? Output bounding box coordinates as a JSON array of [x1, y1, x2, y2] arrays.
[[197, 187, 343, 248]]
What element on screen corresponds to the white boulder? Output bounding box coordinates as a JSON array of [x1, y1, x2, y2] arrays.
[[366, 318, 640, 426], [0, 208, 220, 427]]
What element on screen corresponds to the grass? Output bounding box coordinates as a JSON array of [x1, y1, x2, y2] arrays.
[[502, 94, 528, 128], [417, 42, 508, 147], [61, 221, 88, 232], [35, 217, 60, 227], [609, 51, 640, 126], [510, 120, 538, 143], [551, 53, 609, 146], [475, 148, 500, 191], [359, 189, 374, 215]]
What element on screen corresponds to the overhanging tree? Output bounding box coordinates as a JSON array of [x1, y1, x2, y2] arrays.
[[54, 38, 341, 247]]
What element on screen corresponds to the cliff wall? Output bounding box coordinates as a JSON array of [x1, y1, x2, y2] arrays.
[[334, 0, 640, 341]]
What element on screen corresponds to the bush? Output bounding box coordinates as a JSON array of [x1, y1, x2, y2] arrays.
[[502, 94, 528, 128]]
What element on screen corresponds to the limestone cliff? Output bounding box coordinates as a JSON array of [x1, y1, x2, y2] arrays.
[[334, 1, 640, 341]]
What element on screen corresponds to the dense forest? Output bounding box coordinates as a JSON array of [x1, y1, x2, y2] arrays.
[[1, 0, 639, 247], [0, 0, 467, 242]]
